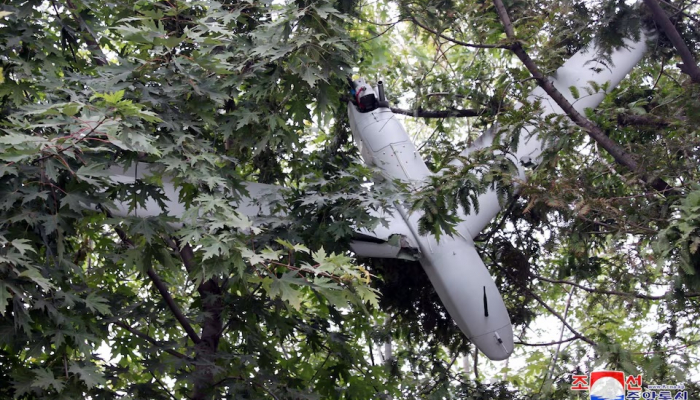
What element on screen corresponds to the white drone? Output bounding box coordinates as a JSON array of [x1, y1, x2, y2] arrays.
[[107, 34, 649, 361]]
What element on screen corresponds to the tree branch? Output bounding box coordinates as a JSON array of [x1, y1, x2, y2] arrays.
[[62, 0, 108, 66], [526, 288, 598, 347], [617, 113, 672, 128], [111, 225, 202, 345], [516, 336, 581, 347], [163, 235, 224, 400], [533, 274, 700, 300], [548, 287, 575, 381], [420, 354, 458, 395], [658, 0, 700, 24], [145, 267, 203, 344], [410, 16, 508, 50], [112, 320, 192, 360], [390, 106, 482, 118], [644, 0, 700, 83], [150, 371, 179, 400], [358, 19, 407, 43], [213, 376, 280, 400], [492, 0, 678, 197]]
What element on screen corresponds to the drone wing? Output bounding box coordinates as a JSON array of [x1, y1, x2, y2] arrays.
[[105, 163, 420, 258]]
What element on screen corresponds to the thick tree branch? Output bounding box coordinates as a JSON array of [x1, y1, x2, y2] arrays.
[[165, 241, 224, 400], [492, 0, 678, 197], [617, 113, 672, 128], [644, 0, 700, 83], [410, 16, 508, 50], [163, 235, 224, 399], [390, 106, 482, 118], [534, 274, 700, 299], [145, 267, 203, 345], [111, 224, 202, 345], [342, 93, 483, 118], [112, 320, 192, 360], [493, 0, 516, 38]]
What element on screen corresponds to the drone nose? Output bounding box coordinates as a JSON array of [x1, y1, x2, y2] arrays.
[[470, 324, 514, 361]]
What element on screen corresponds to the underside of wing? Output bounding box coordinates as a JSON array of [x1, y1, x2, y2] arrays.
[[107, 163, 421, 260], [350, 209, 420, 260]]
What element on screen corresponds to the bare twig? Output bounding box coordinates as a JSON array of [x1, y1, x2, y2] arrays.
[[358, 19, 407, 43], [526, 288, 598, 347], [515, 336, 581, 347], [151, 371, 179, 400], [410, 16, 508, 50], [112, 320, 192, 360], [533, 274, 700, 300], [307, 350, 332, 388], [658, 0, 700, 24], [420, 354, 458, 395], [34, 118, 107, 164], [548, 287, 575, 381], [425, 92, 468, 99], [474, 195, 519, 243]]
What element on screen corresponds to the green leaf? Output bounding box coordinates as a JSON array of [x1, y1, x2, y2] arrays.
[[312, 248, 327, 265], [275, 238, 295, 250], [569, 85, 580, 99], [313, 3, 338, 18], [84, 292, 112, 315], [76, 163, 112, 185], [19, 267, 54, 291], [32, 368, 65, 392], [302, 67, 320, 87], [270, 272, 305, 310], [354, 285, 380, 309], [92, 90, 125, 104], [68, 363, 107, 389], [62, 103, 83, 117], [11, 239, 35, 256], [0, 282, 11, 316], [136, 109, 162, 122]]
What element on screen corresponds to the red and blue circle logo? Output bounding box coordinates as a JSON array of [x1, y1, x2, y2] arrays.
[[589, 371, 626, 400]]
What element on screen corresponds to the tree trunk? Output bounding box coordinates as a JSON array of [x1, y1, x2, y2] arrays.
[[191, 279, 223, 400]]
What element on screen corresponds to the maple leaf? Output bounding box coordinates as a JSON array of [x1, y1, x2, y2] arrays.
[[32, 368, 65, 392], [68, 363, 107, 389]]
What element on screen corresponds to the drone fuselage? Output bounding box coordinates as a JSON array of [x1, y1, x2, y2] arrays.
[[348, 84, 515, 361]]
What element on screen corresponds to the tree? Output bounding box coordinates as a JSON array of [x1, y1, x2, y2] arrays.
[[0, 0, 390, 398], [354, 0, 700, 396], [1, 0, 699, 399]]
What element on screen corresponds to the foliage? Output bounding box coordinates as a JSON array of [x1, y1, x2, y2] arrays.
[[1, 0, 700, 398]]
